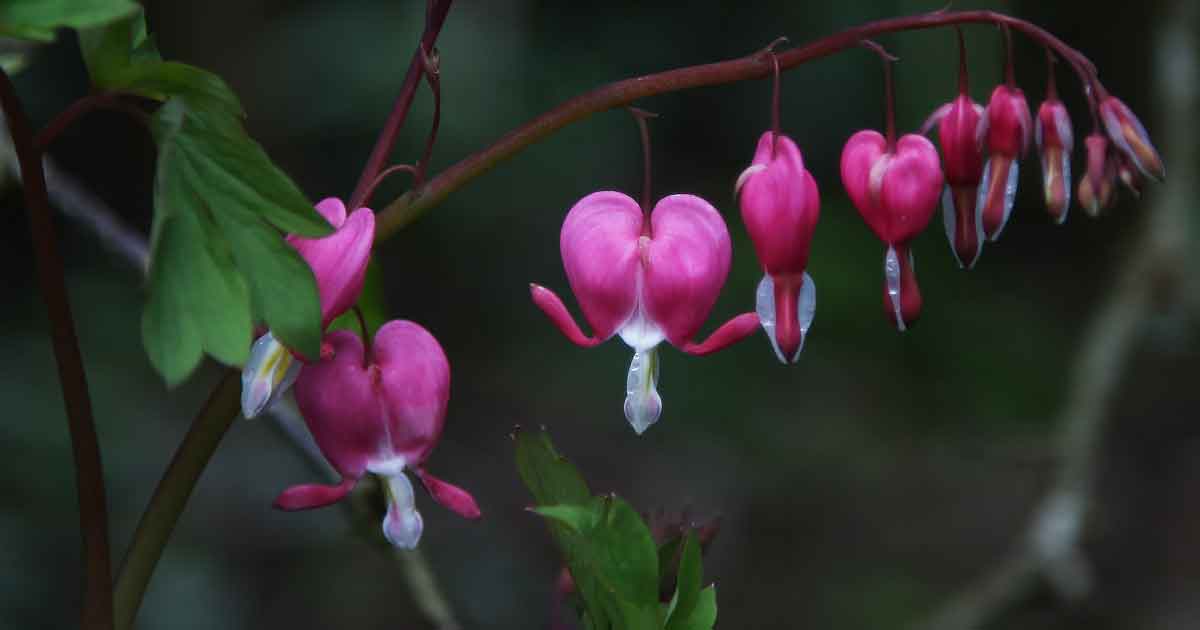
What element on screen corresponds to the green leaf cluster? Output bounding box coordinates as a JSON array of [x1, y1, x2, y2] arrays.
[[76, 11, 333, 385], [516, 429, 718, 630], [0, 0, 137, 43]]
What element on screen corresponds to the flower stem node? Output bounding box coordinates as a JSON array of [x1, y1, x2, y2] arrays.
[[841, 130, 943, 331], [274, 321, 481, 549], [737, 132, 820, 362], [530, 192, 758, 434]]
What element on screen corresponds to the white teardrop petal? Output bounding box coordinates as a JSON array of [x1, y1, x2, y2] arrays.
[[885, 245, 906, 333], [1057, 150, 1071, 225], [793, 272, 816, 363], [999, 159, 1020, 235], [941, 185, 964, 269], [240, 332, 302, 419], [381, 471, 424, 550], [623, 347, 662, 435], [755, 274, 787, 364]]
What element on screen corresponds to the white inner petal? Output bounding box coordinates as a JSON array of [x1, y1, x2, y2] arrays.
[[756, 272, 818, 364], [734, 164, 767, 197], [623, 347, 662, 435], [884, 245, 906, 333], [617, 301, 665, 352], [1000, 159, 1019, 235], [381, 470, 424, 550], [796, 272, 816, 362], [754, 274, 786, 364], [941, 185, 962, 269], [1058, 150, 1071, 225], [975, 158, 993, 240], [240, 331, 302, 419]]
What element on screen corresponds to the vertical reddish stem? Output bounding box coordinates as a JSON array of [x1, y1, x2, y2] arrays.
[[0, 69, 113, 629], [348, 0, 454, 209]]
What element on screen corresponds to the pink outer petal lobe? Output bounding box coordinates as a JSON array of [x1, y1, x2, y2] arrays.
[[642, 194, 733, 347]]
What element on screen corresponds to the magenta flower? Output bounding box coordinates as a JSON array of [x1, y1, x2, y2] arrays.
[[922, 93, 986, 268], [976, 84, 1033, 241], [530, 191, 758, 434], [735, 131, 820, 363], [1035, 98, 1074, 224], [841, 130, 944, 331], [275, 320, 480, 549], [240, 197, 376, 419], [1099, 96, 1164, 182]]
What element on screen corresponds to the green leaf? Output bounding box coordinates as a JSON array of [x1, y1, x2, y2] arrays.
[[141, 132, 257, 384], [664, 533, 704, 630], [80, 10, 243, 119], [141, 98, 325, 383], [665, 586, 716, 630], [0, 0, 137, 42], [141, 213, 203, 386], [161, 105, 331, 237], [210, 210, 322, 361], [515, 427, 592, 507]]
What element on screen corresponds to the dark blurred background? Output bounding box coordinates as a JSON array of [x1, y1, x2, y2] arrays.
[[3, 0, 1198, 628]]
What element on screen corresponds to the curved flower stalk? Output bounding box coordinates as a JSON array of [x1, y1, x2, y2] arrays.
[[736, 131, 820, 363], [241, 197, 375, 418], [276, 320, 481, 549], [841, 131, 944, 331], [921, 29, 986, 269], [530, 192, 759, 434]]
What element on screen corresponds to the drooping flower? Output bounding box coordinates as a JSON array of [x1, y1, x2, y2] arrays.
[[1035, 98, 1074, 224], [275, 320, 480, 549], [1099, 95, 1165, 182], [841, 131, 944, 331], [736, 131, 820, 363], [920, 28, 986, 269], [1078, 133, 1117, 216], [976, 84, 1033, 241], [923, 94, 986, 269], [241, 197, 375, 419], [530, 192, 758, 434]]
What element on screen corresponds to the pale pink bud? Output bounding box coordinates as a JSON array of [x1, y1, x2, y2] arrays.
[[1100, 96, 1164, 182], [1035, 99, 1074, 224], [1078, 133, 1116, 217]]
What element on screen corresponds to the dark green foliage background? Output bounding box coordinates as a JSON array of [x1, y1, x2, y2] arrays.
[[2, 0, 1196, 628]]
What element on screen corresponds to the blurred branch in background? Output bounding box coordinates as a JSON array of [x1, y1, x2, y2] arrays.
[[918, 2, 1198, 629], [0, 143, 462, 630]]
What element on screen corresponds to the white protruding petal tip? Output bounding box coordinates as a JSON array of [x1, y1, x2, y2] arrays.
[[734, 164, 767, 197], [794, 272, 816, 363], [240, 332, 301, 419], [941, 186, 964, 269], [623, 347, 662, 435], [381, 472, 424, 549], [754, 275, 787, 364], [884, 245, 906, 333]]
